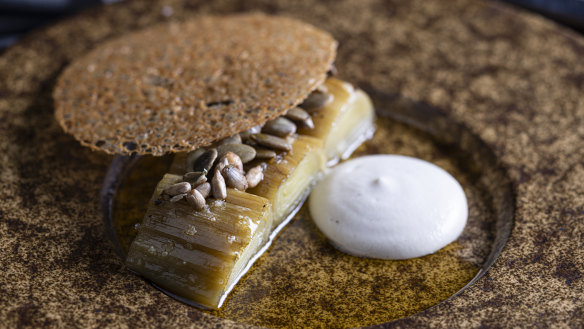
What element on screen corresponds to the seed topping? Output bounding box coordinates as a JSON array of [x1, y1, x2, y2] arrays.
[[164, 182, 191, 196], [165, 81, 331, 211], [217, 143, 256, 163], [262, 117, 297, 137], [246, 165, 264, 189], [185, 148, 206, 172], [170, 193, 187, 203], [285, 107, 314, 129], [300, 87, 332, 112], [211, 168, 227, 200], [195, 182, 211, 198], [239, 125, 262, 141], [218, 134, 242, 146], [183, 171, 207, 186], [192, 148, 218, 173], [250, 133, 292, 151], [219, 151, 244, 173], [222, 165, 248, 191], [254, 148, 277, 159], [186, 189, 206, 211]]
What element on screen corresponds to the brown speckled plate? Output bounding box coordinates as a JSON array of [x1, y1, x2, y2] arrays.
[[1, 0, 583, 328]]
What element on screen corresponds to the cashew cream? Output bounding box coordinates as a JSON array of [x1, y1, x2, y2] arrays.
[[309, 155, 468, 259]]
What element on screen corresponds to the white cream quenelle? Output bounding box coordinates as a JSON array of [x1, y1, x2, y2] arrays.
[[309, 155, 468, 260]]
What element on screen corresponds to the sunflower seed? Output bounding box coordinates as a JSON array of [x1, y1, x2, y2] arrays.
[[300, 88, 332, 112], [217, 143, 256, 163], [218, 151, 243, 173], [254, 148, 277, 159], [183, 172, 207, 186], [245, 165, 264, 188], [211, 168, 227, 200], [192, 148, 217, 172], [222, 165, 248, 191], [302, 117, 314, 129], [218, 134, 242, 146], [214, 156, 229, 174], [195, 182, 211, 198], [170, 193, 187, 203], [239, 125, 262, 141], [285, 107, 314, 129], [262, 117, 297, 137], [327, 63, 338, 77], [164, 182, 191, 196], [185, 148, 206, 172], [250, 134, 292, 151], [186, 189, 206, 211], [247, 125, 262, 134]]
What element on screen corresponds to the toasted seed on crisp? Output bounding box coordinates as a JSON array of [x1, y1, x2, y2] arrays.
[[219, 151, 243, 173], [245, 165, 264, 188], [217, 143, 256, 163], [254, 148, 277, 159], [186, 148, 206, 172], [164, 182, 191, 196], [222, 165, 248, 191], [170, 193, 187, 203], [195, 182, 211, 198], [193, 148, 217, 172], [211, 168, 227, 200], [239, 125, 262, 141], [183, 171, 207, 186], [262, 117, 297, 137], [285, 107, 314, 129], [186, 189, 206, 211], [250, 134, 292, 151], [300, 89, 332, 111], [218, 134, 242, 146]]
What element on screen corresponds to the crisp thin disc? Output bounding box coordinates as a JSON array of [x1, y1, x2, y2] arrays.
[[54, 13, 337, 155]]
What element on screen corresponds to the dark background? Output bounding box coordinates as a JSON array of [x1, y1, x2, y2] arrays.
[[1, 0, 583, 51]]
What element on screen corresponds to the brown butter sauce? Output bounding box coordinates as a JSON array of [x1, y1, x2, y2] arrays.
[[114, 118, 489, 328]]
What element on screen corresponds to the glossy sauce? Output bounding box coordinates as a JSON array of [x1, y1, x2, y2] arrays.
[[113, 118, 491, 328]]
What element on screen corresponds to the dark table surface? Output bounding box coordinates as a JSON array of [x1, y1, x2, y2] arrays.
[[1, 0, 583, 51]]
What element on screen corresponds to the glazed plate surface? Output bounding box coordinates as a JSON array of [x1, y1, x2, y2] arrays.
[[1, 0, 583, 327]]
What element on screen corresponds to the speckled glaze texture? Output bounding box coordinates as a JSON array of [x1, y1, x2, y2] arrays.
[[0, 0, 583, 328]]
